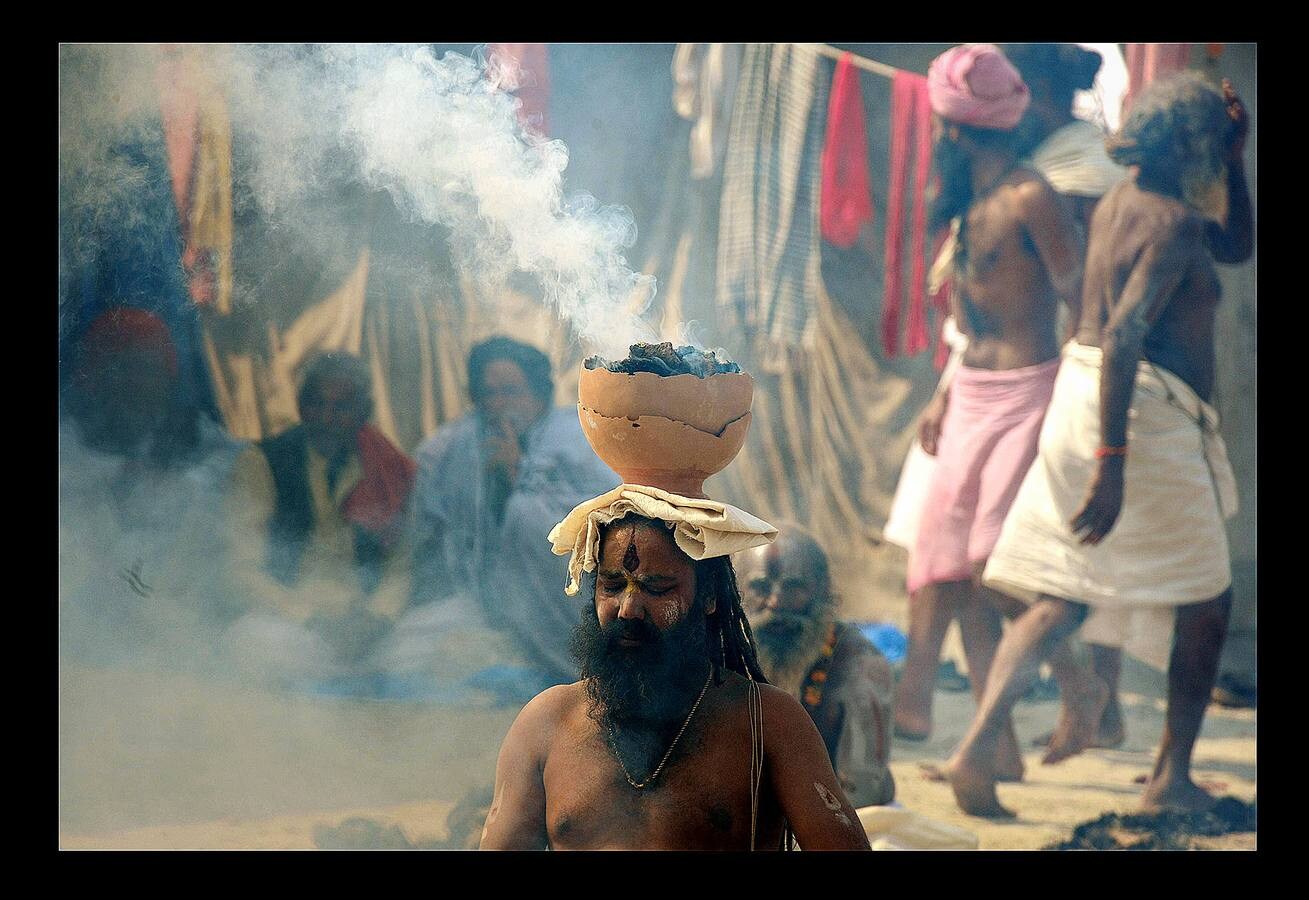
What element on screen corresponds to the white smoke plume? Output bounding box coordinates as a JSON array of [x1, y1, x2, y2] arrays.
[[58, 42, 671, 846], [58, 42, 659, 356]]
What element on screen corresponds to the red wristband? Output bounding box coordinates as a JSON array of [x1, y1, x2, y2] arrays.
[[1095, 446, 1128, 459]]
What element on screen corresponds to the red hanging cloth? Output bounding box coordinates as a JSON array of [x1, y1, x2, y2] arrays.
[[883, 71, 934, 358], [342, 424, 419, 546], [882, 72, 914, 356], [904, 78, 934, 355], [820, 53, 875, 249]]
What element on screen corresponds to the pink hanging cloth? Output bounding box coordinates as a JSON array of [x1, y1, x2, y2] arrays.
[[883, 71, 933, 358], [820, 53, 875, 249], [489, 43, 552, 137], [1123, 43, 1192, 116]]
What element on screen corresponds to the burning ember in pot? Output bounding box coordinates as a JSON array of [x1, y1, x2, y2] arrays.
[[584, 342, 741, 378], [578, 343, 753, 499]]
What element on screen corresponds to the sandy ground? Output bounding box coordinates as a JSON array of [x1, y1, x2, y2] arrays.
[[58, 649, 1254, 851]]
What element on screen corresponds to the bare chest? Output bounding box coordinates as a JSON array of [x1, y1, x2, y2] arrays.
[[961, 195, 1040, 283], [541, 716, 780, 850]]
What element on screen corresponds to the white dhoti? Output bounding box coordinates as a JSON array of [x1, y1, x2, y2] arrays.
[[982, 342, 1238, 670]]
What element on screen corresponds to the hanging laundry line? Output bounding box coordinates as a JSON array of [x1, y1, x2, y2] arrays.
[[805, 43, 904, 80]]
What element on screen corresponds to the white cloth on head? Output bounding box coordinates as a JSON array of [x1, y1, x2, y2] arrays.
[[549, 484, 779, 596], [982, 342, 1237, 614]]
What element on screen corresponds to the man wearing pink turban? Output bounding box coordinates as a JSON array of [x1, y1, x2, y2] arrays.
[[892, 45, 1091, 806], [927, 43, 1030, 130]]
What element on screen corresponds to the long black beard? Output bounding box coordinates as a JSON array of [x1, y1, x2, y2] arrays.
[[929, 137, 973, 234], [570, 604, 709, 734]]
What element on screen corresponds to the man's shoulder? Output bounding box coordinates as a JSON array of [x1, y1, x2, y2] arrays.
[[517, 681, 587, 729], [1105, 180, 1198, 236], [1008, 168, 1063, 210], [754, 677, 817, 723]]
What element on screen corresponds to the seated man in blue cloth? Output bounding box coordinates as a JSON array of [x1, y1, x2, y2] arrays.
[[409, 337, 618, 686]]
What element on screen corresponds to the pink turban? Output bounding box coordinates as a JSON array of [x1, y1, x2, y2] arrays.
[[927, 44, 1030, 130]]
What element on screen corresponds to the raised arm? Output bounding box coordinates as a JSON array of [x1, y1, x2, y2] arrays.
[[1070, 218, 1195, 545], [761, 685, 872, 851], [479, 687, 560, 850], [1205, 79, 1254, 265]]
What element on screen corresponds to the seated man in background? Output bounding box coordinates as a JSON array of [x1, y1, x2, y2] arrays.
[[225, 352, 416, 678], [737, 529, 896, 808], [410, 337, 618, 687], [59, 307, 244, 668]]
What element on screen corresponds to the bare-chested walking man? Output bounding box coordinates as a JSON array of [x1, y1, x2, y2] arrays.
[[951, 73, 1253, 817], [891, 44, 1089, 781], [480, 514, 872, 850]]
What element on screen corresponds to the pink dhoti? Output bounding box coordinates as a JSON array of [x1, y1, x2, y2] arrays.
[[907, 358, 1059, 594]]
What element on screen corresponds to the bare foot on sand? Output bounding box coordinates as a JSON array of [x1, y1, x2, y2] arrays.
[[1134, 773, 1227, 793], [944, 755, 1016, 819], [921, 759, 1024, 785], [1140, 776, 1222, 814], [919, 721, 1024, 784], [1041, 678, 1110, 765]]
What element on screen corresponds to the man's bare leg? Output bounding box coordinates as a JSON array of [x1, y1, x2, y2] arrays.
[[1040, 640, 1111, 765], [1091, 645, 1126, 745], [894, 580, 964, 740], [1027, 641, 1122, 754], [1141, 591, 1232, 813], [945, 595, 1088, 817], [959, 579, 1024, 781], [988, 590, 1117, 761]]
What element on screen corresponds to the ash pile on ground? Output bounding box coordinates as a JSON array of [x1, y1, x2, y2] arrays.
[[586, 342, 741, 377], [1045, 797, 1256, 850]]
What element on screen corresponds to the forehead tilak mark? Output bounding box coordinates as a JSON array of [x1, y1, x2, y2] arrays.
[[622, 525, 640, 572]]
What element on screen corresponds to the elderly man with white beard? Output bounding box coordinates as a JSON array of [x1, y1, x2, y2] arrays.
[[737, 528, 896, 809]]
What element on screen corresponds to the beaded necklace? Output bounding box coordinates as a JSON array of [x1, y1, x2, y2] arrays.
[[801, 622, 841, 711]]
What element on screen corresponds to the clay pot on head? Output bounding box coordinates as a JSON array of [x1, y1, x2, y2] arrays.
[[577, 367, 754, 499]]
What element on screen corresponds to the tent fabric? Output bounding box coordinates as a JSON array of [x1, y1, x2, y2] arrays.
[[716, 43, 829, 355]]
